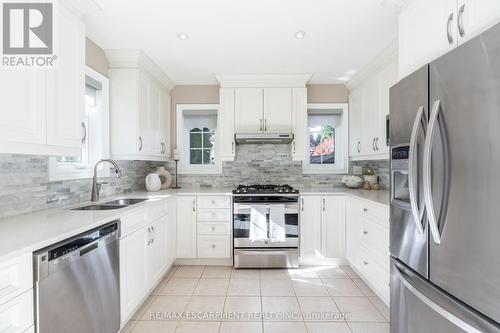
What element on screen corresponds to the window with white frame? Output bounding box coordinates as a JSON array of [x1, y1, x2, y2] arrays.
[[49, 67, 110, 181], [303, 103, 348, 174], [176, 104, 221, 174]]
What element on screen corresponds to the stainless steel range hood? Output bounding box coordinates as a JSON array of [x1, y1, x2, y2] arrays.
[[234, 133, 294, 144]]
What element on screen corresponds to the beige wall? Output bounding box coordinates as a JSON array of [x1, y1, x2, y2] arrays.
[[85, 38, 108, 76], [307, 84, 349, 103]]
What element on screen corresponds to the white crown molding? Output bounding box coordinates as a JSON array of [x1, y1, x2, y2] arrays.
[[105, 49, 174, 90], [215, 74, 312, 88], [59, 0, 101, 18], [347, 39, 398, 90]]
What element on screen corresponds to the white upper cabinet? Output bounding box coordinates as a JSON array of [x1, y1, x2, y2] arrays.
[[218, 88, 236, 161], [234, 88, 264, 133], [107, 50, 173, 161], [0, 0, 93, 156], [348, 49, 397, 160], [46, 4, 85, 149], [458, 0, 500, 44], [399, 0, 457, 79], [291, 88, 308, 161], [399, 0, 500, 78], [263, 88, 292, 132]]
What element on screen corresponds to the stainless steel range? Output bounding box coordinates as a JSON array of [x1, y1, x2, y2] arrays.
[[233, 184, 299, 268]]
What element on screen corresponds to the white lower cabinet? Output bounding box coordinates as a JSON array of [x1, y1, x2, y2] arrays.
[[0, 289, 34, 333], [120, 225, 149, 323], [120, 201, 172, 325], [346, 198, 390, 304], [176, 196, 197, 258], [196, 196, 232, 259], [197, 235, 231, 258], [300, 196, 346, 264]]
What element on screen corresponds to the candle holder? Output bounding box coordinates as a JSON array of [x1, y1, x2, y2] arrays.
[[171, 159, 181, 189]]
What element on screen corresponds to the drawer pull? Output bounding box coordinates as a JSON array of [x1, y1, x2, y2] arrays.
[[211, 226, 216, 231], [363, 208, 368, 212], [211, 213, 216, 217], [212, 200, 216, 205], [363, 231, 368, 235], [363, 261, 369, 266], [211, 244, 216, 249]]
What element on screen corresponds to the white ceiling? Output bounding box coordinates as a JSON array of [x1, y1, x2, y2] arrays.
[[85, 0, 400, 85]]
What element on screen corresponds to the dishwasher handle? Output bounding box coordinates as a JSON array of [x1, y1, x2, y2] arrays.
[[34, 220, 119, 282]]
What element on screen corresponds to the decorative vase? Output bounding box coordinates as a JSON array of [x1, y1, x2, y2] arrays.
[[158, 167, 172, 189], [145, 173, 161, 192]]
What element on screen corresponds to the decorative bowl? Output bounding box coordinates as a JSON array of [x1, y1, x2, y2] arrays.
[[341, 175, 363, 189]]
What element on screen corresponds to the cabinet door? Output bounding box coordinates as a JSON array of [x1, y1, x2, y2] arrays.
[[459, 0, 500, 44], [46, 4, 85, 149], [219, 88, 235, 160], [377, 60, 398, 153], [349, 87, 364, 157], [176, 196, 197, 258], [166, 198, 177, 267], [364, 76, 379, 155], [263, 88, 292, 132], [148, 215, 167, 287], [120, 226, 149, 322], [321, 196, 346, 259], [291, 88, 307, 161], [399, 0, 457, 79], [0, 71, 46, 145], [159, 91, 171, 157], [300, 196, 322, 259], [148, 82, 161, 156], [346, 199, 362, 269], [137, 73, 150, 155], [235, 88, 263, 133]]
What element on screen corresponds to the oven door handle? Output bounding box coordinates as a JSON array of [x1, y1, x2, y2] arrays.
[[234, 249, 298, 255]]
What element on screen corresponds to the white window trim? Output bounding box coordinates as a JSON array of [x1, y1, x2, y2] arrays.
[[48, 66, 110, 181], [302, 103, 349, 175], [176, 103, 222, 175]]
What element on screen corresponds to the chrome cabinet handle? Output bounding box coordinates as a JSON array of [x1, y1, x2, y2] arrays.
[[192, 199, 196, 212], [363, 261, 369, 266], [293, 141, 296, 154], [264, 119, 267, 132], [363, 231, 368, 235], [301, 198, 304, 212], [322, 198, 326, 212], [259, 119, 263, 132], [408, 106, 426, 234], [212, 244, 216, 249], [151, 226, 155, 244], [232, 142, 235, 154], [458, 4, 465, 37], [375, 137, 379, 151], [363, 208, 368, 212], [447, 12, 454, 45], [81, 122, 87, 144], [423, 100, 443, 244], [357, 141, 361, 153], [147, 227, 151, 245], [211, 226, 216, 231], [139, 136, 143, 151], [372, 138, 376, 151]]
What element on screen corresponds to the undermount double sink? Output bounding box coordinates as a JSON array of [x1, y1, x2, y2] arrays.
[[72, 198, 149, 211]]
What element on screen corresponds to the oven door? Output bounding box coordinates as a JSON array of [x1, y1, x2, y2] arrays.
[[233, 201, 299, 248]]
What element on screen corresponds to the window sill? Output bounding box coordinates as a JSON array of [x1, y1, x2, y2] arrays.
[[302, 165, 348, 175]]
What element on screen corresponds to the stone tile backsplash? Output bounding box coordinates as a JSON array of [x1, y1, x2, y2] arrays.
[[0, 145, 389, 218]]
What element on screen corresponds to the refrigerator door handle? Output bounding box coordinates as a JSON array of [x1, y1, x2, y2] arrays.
[[408, 106, 426, 234], [423, 100, 442, 244], [396, 263, 483, 333]]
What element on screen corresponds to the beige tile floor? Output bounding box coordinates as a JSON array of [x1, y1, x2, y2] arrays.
[[122, 265, 390, 333]]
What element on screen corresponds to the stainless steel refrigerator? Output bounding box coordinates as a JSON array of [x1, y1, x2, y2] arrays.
[[390, 23, 500, 332]]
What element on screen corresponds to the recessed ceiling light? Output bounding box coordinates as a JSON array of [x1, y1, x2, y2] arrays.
[[294, 31, 306, 39], [178, 33, 189, 40]]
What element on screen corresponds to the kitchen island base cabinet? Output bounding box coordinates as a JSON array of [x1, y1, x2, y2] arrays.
[[300, 196, 346, 265]]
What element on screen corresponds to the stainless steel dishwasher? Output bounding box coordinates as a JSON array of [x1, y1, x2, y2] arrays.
[[33, 221, 120, 333]]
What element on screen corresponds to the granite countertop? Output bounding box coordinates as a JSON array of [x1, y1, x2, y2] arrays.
[[0, 186, 388, 262]]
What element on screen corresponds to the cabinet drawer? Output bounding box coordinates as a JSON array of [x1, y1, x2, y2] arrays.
[[197, 196, 231, 209], [120, 209, 148, 237], [357, 246, 389, 301], [197, 222, 231, 235], [360, 216, 389, 261], [357, 200, 389, 227], [0, 253, 32, 306], [197, 235, 231, 258], [197, 209, 231, 222], [0, 289, 34, 333]]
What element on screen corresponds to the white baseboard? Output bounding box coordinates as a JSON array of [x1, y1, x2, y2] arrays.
[[174, 258, 233, 266]]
